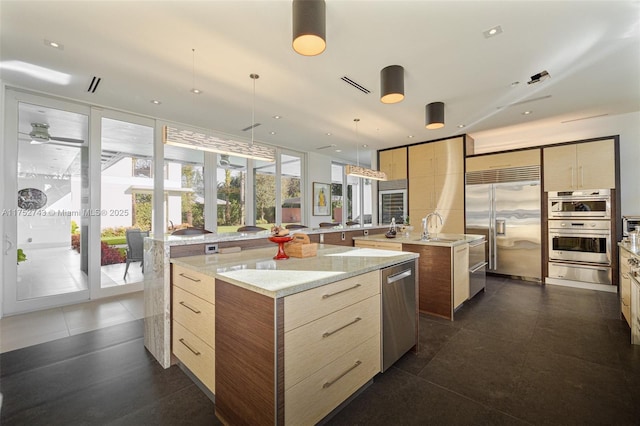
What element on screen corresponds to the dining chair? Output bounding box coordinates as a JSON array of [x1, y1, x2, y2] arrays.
[[319, 222, 340, 228], [171, 227, 213, 235], [285, 224, 308, 229], [124, 229, 149, 278], [237, 225, 267, 232]]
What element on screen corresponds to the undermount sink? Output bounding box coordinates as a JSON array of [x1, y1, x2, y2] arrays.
[[414, 237, 459, 243]]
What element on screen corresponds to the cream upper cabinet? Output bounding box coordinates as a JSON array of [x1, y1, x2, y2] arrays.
[[379, 147, 407, 180], [408, 137, 464, 233], [543, 139, 615, 191], [466, 149, 540, 172]]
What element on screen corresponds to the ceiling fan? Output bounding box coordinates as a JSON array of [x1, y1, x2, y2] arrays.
[[219, 154, 245, 170], [20, 122, 85, 145]]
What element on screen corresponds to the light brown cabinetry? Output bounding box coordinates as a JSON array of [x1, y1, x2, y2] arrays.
[[543, 139, 615, 191], [408, 137, 465, 233], [466, 149, 540, 172], [620, 248, 633, 325], [401, 242, 468, 320], [452, 244, 470, 310], [215, 271, 382, 425], [354, 239, 402, 251], [379, 147, 407, 180], [171, 264, 216, 393], [283, 271, 381, 425]]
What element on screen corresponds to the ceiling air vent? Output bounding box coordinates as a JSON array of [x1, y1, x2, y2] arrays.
[[87, 76, 101, 93], [242, 123, 261, 132], [340, 76, 371, 94]]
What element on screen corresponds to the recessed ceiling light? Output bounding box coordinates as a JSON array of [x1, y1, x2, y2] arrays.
[[483, 25, 503, 38], [457, 124, 466, 128], [269, 131, 276, 135], [150, 100, 161, 105], [272, 115, 281, 119], [522, 110, 532, 115], [190, 88, 202, 94], [326, 132, 332, 136], [335, 149, 342, 153], [511, 81, 520, 87], [362, 144, 368, 148], [407, 135, 414, 139], [45, 39, 64, 50]]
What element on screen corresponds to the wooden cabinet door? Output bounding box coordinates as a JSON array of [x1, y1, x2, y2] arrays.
[[453, 244, 469, 309], [543, 144, 577, 191], [434, 173, 464, 211], [408, 144, 435, 178], [379, 147, 407, 180], [466, 149, 540, 172], [409, 174, 435, 211], [434, 137, 464, 175], [577, 139, 615, 189]]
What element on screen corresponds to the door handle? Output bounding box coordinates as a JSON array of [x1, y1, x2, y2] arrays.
[[496, 219, 506, 236], [4, 234, 13, 255]]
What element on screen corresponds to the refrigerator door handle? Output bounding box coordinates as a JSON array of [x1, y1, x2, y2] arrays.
[[496, 219, 506, 236]]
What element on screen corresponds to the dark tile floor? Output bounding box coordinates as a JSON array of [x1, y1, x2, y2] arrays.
[[1, 276, 639, 425]]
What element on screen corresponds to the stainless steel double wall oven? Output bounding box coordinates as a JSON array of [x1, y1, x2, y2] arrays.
[[547, 189, 612, 285]]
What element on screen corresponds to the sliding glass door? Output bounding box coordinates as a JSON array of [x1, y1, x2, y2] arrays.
[[3, 92, 90, 314]]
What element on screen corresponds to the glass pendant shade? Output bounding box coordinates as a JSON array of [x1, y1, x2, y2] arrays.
[[380, 65, 404, 104], [292, 0, 326, 56], [425, 101, 445, 129]]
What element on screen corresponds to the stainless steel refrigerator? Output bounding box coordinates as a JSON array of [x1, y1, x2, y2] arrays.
[[465, 167, 541, 281]]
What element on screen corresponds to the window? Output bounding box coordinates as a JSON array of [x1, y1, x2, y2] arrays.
[[217, 154, 247, 232]]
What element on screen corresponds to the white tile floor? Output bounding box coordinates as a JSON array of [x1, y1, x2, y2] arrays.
[[0, 291, 144, 353]]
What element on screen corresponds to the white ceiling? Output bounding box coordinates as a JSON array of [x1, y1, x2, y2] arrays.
[[2, 1, 639, 166]]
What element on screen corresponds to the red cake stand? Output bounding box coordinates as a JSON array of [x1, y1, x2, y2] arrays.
[[268, 235, 294, 260]]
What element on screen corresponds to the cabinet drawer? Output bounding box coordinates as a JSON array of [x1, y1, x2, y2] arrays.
[[284, 270, 379, 332], [172, 321, 215, 393], [173, 286, 215, 348], [172, 264, 215, 303], [285, 334, 380, 426], [354, 240, 402, 251], [285, 295, 380, 390]]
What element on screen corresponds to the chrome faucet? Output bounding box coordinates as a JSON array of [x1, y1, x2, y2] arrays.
[[421, 211, 444, 240]]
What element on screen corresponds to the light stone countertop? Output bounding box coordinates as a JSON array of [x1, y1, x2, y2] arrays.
[[619, 241, 640, 256], [150, 225, 389, 247], [170, 244, 418, 298], [352, 232, 485, 247]]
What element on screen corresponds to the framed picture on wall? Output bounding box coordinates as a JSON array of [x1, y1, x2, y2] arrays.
[[312, 182, 330, 216]]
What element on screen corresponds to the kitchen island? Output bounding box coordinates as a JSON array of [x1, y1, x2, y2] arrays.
[[353, 232, 485, 320], [160, 242, 418, 425], [143, 225, 389, 369]]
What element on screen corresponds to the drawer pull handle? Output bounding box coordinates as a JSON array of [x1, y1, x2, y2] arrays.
[[179, 301, 201, 314], [322, 283, 361, 299], [323, 360, 362, 389], [322, 317, 361, 338], [178, 338, 201, 356], [179, 273, 201, 282]]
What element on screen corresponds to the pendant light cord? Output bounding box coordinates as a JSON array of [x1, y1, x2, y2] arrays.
[[354, 118, 360, 167], [250, 73, 259, 146]]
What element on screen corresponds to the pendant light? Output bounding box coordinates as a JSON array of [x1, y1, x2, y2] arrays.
[[425, 101, 445, 129], [345, 118, 387, 181], [292, 0, 326, 56], [380, 65, 404, 104], [163, 69, 275, 162]]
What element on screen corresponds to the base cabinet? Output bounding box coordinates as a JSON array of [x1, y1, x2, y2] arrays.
[[402, 242, 469, 320], [631, 276, 640, 345], [620, 249, 632, 325], [171, 264, 216, 393], [215, 271, 382, 425]]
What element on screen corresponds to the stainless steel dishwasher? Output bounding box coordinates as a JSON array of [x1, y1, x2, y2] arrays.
[[381, 260, 417, 372]]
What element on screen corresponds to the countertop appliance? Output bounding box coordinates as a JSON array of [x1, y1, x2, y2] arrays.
[[381, 259, 416, 372], [468, 237, 488, 298], [548, 189, 610, 219], [465, 166, 541, 281]]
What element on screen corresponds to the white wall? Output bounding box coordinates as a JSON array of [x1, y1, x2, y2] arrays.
[[469, 111, 640, 215], [306, 152, 333, 228]]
